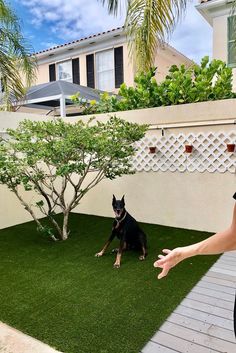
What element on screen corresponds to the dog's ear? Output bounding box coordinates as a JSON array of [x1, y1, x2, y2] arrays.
[[112, 194, 116, 205], [121, 195, 125, 206]]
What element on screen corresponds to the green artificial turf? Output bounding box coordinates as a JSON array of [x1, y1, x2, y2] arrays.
[[0, 213, 219, 353]]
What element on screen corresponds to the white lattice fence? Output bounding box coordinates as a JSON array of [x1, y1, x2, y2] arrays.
[[133, 131, 236, 173]]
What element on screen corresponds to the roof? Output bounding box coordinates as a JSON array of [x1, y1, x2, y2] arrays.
[[14, 80, 107, 116], [34, 27, 124, 56], [13, 80, 105, 115], [25, 80, 102, 103]]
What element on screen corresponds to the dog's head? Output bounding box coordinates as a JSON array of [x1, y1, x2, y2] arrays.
[[112, 195, 125, 218]]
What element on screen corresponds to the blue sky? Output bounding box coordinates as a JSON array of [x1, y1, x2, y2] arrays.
[[10, 0, 212, 63]]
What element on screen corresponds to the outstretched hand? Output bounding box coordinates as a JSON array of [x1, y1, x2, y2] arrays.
[[153, 248, 185, 279]]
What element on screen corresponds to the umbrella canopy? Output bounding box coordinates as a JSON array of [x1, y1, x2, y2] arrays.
[[14, 80, 104, 117]]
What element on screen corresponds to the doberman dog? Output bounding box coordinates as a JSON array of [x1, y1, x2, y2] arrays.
[[95, 195, 147, 268]]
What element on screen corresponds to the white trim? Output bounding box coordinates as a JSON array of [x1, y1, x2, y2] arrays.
[[196, 0, 233, 25], [37, 32, 126, 65], [14, 94, 63, 105]]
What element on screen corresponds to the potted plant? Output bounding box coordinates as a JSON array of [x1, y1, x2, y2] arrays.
[[184, 144, 193, 153], [226, 143, 235, 153], [149, 146, 157, 154]]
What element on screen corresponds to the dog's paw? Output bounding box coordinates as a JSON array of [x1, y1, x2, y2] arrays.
[[139, 255, 145, 261], [95, 251, 103, 257], [113, 262, 120, 268]]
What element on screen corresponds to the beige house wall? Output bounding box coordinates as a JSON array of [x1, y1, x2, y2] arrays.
[[36, 63, 50, 85], [197, 1, 236, 90], [35, 40, 193, 89], [0, 100, 235, 233]]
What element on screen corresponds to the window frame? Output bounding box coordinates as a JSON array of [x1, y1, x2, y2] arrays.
[[95, 48, 115, 91], [228, 15, 236, 68], [56, 59, 73, 82]]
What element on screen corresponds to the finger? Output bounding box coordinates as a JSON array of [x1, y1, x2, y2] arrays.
[[153, 260, 161, 267], [158, 267, 169, 279], [158, 254, 164, 259], [162, 249, 171, 255], [153, 258, 166, 267]]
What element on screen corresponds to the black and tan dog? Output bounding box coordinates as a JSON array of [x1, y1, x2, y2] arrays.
[[95, 195, 147, 268]]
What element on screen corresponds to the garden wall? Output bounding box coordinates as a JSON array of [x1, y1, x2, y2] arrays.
[[0, 100, 236, 232], [67, 99, 236, 233]]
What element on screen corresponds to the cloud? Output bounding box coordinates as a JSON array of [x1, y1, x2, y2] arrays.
[[16, 0, 212, 63], [170, 1, 212, 63], [19, 0, 125, 39]]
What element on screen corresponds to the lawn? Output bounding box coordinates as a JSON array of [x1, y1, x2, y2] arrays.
[[0, 213, 219, 353]]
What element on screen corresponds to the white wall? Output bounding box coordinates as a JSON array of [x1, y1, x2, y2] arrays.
[[0, 101, 236, 232]]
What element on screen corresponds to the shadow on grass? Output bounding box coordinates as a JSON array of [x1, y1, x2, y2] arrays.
[[0, 213, 219, 353]]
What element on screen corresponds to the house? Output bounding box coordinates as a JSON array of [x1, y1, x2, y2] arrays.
[[34, 26, 193, 94], [196, 0, 236, 89]]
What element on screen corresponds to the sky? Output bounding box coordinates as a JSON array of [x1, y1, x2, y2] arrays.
[[10, 0, 212, 64]]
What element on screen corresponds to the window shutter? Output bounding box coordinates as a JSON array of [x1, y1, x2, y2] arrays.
[[0, 78, 4, 92], [49, 64, 56, 82], [114, 46, 124, 88], [72, 58, 80, 84], [86, 54, 95, 88], [228, 16, 236, 67]]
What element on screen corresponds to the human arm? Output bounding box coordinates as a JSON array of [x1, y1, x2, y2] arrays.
[[154, 203, 236, 279]]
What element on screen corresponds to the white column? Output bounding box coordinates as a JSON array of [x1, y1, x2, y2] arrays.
[[60, 95, 66, 117]]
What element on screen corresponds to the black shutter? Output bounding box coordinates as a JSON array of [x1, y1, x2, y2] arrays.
[[72, 58, 80, 84], [49, 64, 56, 82], [114, 46, 124, 88], [0, 78, 4, 92], [86, 54, 95, 88]]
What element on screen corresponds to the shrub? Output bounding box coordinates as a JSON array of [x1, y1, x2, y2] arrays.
[[72, 56, 235, 114]]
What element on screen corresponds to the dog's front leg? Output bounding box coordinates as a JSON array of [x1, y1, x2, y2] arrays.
[[113, 240, 126, 268], [95, 231, 116, 257]]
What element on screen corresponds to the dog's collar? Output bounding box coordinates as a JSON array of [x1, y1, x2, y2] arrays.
[[115, 212, 127, 229]]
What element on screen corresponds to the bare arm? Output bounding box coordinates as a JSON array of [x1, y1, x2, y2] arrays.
[[154, 203, 236, 279]]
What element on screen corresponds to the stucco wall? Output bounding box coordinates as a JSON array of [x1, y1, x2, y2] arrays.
[[35, 42, 193, 90], [65, 100, 236, 233], [0, 101, 236, 233]]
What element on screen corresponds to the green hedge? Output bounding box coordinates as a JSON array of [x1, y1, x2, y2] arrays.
[[71, 56, 235, 114]]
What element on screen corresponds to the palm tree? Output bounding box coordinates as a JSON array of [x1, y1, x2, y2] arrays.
[[100, 0, 188, 73], [100, 0, 236, 73], [0, 0, 36, 109]]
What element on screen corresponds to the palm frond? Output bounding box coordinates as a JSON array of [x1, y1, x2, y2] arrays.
[[0, 0, 37, 109], [125, 0, 188, 72], [99, 0, 130, 16]]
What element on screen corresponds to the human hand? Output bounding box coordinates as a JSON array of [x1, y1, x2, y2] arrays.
[[153, 248, 185, 279]]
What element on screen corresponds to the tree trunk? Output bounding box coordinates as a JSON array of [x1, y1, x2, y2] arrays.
[[61, 211, 70, 240]]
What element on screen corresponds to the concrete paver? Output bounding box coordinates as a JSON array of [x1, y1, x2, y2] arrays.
[[0, 322, 63, 353]]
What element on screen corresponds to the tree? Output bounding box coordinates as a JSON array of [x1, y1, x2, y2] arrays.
[[0, 0, 36, 109], [0, 117, 147, 240]]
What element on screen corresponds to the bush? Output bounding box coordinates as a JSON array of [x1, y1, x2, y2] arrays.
[[71, 56, 235, 114]]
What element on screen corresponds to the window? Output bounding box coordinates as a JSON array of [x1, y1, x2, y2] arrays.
[[57, 60, 72, 82], [228, 16, 236, 67], [95, 49, 115, 91]]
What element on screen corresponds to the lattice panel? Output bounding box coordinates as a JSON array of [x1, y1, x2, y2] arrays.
[[133, 131, 236, 173]]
